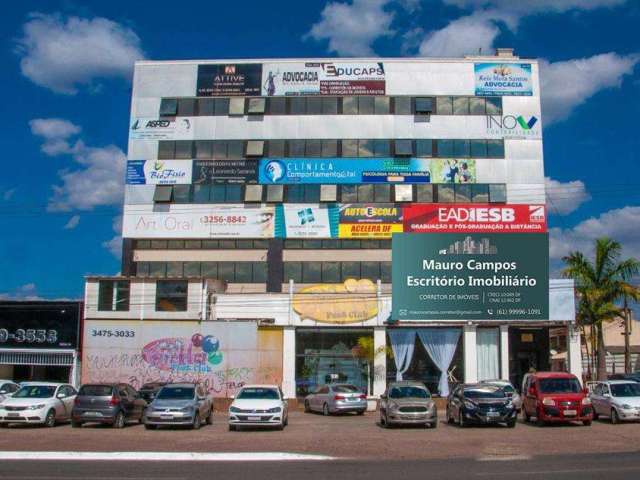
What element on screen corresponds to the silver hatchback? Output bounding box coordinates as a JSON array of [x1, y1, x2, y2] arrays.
[[304, 384, 367, 415], [380, 381, 437, 428]]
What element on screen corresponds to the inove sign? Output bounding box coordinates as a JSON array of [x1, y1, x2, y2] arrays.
[[486, 115, 541, 139]]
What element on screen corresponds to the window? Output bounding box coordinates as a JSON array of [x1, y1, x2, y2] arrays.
[[453, 97, 469, 115], [235, 263, 253, 283], [156, 280, 188, 312], [416, 184, 434, 202], [290, 97, 306, 115], [302, 263, 322, 283], [373, 184, 391, 202], [198, 98, 214, 116], [340, 185, 357, 202], [341, 140, 358, 157], [172, 185, 190, 203], [394, 139, 413, 156], [149, 262, 166, 277], [177, 98, 196, 116], [469, 97, 485, 115], [214, 98, 230, 115], [288, 140, 305, 157], [341, 262, 360, 279], [97, 280, 130, 311], [436, 97, 452, 115], [227, 141, 244, 159], [358, 139, 374, 157], [487, 140, 505, 158], [158, 141, 175, 160], [266, 184, 284, 202], [213, 141, 228, 159], [374, 97, 390, 114], [470, 140, 487, 158], [174, 141, 193, 159], [153, 185, 173, 203], [305, 139, 322, 157], [393, 97, 412, 115], [395, 184, 413, 202], [320, 185, 337, 202], [284, 262, 302, 283], [322, 97, 338, 114], [286, 185, 304, 202], [322, 262, 341, 283], [306, 97, 323, 115], [373, 139, 390, 157], [247, 97, 266, 114], [304, 185, 320, 202], [166, 262, 183, 277], [356, 184, 374, 202], [193, 184, 210, 202], [416, 140, 433, 158], [358, 96, 375, 115], [228, 97, 245, 115], [472, 184, 489, 203], [489, 184, 507, 203], [321, 140, 338, 157], [455, 184, 471, 203], [268, 140, 286, 157], [246, 140, 265, 157], [211, 185, 242, 203], [244, 185, 263, 202], [415, 97, 434, 114], [436, 139, 454, 157], [453, 140, 470, 157], [268, 97, 287, 115], [343, 97, 358, 115], [485, 97, 501, 115], [159, 98, 178, 116], [195, 140, 213, 159], [184, 262, 201, 277], [437, 184, 455, 203]]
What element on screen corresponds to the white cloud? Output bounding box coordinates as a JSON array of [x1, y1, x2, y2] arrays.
[[2, 188, 17, 201], [545, 177, 591, 215], [442, 0, 627, 14], [540, 53, 639, 125], [0, 283, 44, 301], [102, 215, 122, 258], [30, 117, 126, 211], [64, 215, 80, 230], [305, 0, 395, 56], [549, 206, 640, 261], [15, 12, 145, 94]]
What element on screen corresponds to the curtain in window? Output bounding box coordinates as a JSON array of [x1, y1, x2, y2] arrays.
[[477, 328, 500, 381], [416, 328, 461, 397], [388, 329, 416, 381]]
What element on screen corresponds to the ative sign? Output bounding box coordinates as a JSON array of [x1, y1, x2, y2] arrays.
[[259, 158, 476, 184], [262, 62, 385, 96], [192, 160, 258, 184], [196, 63, 262, 96], [129, 118, 194, 140], [404, 204, 547, 233], [392, 233, 549, 321], [126, 160, 192, 185], [486, 115, 541, 139], [474, 63, 532, 96], [339, 204, 403, 239], [275, 204, 339, 238]]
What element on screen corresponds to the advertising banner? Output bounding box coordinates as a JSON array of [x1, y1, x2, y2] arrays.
[[404, 204, 547, 233], [392, 233, 549, 321], [486, 114, 541, 139], [474, 63, 532, 96], [259, 158, 476, 184], [275, 204, 339, 238], [0, 303, 79, 350], [126, 160, 192, 185], [129, 117, 194, 140], [192, 160, 258, 184], [262, 62, 385, 96], [339, 204, 403, 239], [122, 205, 275, 238], [196, 63, 262, 96]]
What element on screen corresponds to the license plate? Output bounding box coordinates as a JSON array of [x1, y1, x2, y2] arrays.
[[85, 411, 101, 416], [160, 414, 173, 419], [247, 416, 261, 421], [564, 409, 577, 416], [486, 411, 500, 417], [7, 412, 19, 417]]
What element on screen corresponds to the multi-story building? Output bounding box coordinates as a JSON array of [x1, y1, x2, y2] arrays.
[[83, 49, 581, 403]]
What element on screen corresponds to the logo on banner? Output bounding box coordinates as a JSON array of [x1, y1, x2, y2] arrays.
[[298, 208, 315, 225], [263, 160, 286, 182], [529, 205, 545, 223], [486, 115, 539, 138]]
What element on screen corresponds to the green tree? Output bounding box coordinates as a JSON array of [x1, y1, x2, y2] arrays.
[[352, 336, 394, 395], [562, 238, 639, 380]]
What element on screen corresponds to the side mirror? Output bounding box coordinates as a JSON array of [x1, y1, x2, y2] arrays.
[[57, 393, 66, 399]]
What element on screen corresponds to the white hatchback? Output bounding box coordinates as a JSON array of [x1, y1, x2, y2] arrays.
[[228, 385, 288, 431], [0, 382, 77, 427]]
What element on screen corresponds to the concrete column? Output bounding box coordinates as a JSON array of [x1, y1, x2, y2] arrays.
[[373, 327, 387, 398], [500, 325, 510, 381], [567, 323, 583, 384], [463, 324, 478, 383], [282, 327, 296, 399]]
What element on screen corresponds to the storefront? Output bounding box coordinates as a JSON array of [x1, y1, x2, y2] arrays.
[[0, 301, 82, 386]]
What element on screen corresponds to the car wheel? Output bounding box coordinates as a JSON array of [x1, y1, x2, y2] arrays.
[[430, 419, 438, 429], [458, 411, 466, 428], [583, 419, 592, 426], [71, 420, 82, 428], [206, 409, 214, 425], [228, 424, 236, 431], [323, 403, 330, 416], [357, 409, 365, 416], [192, 414, 201, 430], [446, 407, 454, 424], [276, 420, 285, 431], [523, 409, 531, 423], [44, 409, 56, 428], [536, 410, 546, 427], [592, 409, 599, 421], [611, 408, 620, 425], [284, 414, 288, 426], [507, 419, 517, 428], [144, 423, 156, 430], [304, 400, 311, 413], [113, 411, 125, 429]]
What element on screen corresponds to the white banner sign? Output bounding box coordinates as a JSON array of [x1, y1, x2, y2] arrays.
[[275, 204, 338, 238], [129, 117, 195, 140], [126, 160, 193, 185]]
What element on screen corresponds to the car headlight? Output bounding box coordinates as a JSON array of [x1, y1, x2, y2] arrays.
[[388, 402, 399, 411], [542, 397, 555, 406], [229, 406, 241, 413], [621, 404, 633, 410], [28, 404, 46, 410], [581, 397, 591, 406], [267, 407, 281, 413], [180, 406, 194, 413], [463, 400, 477, 410]]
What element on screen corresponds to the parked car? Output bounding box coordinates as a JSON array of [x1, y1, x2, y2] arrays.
[[590, 380, 640, 423], [138, 382, 167, 403], [144, 383, 213, 430], [608, 373, 640, 383], [480, 379, 522, 412], [304, 383, 366, 416], [0, 380, 20, 404], [522, 372, 592, 426], [0, 382, 76, 427], [71, 383, 147, 428], [228, 384, 288, 431], [446, 383, 517, 428], [379, 381, 437, 428]]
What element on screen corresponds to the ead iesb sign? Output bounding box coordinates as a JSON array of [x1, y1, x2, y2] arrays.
[[392, 233, 549, 321], [404, 204, 547, 233]]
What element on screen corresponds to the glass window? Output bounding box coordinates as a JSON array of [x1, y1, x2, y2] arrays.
[[470, 140, 488, 158], [287, 185, 304, 202], [393, 97, 412, 115], [201, 262, 217, 278], [415, 97, 434, 114], [358, 139, 374, 157], [361, 262, 380, 280], [321, 140, 338, 157], [156, 280, 188, 312], [226, 184, 242, 202], [358, 96, 375, 115], [416, 140, 433, 158], [157, 141, 175, 160], [290, 97, 306, 115], [166, 262, 183, 277], [374, 184, 391, 202], [213, 141, 227, 159], [167, 240, 184, 249], [320, 185, 337, 202], [214, 98, 230, 115], [342, 139, 358, 157], [268, 97, 287, 115], [218, 263, 235, 282], [153, 185, 173, 203], [305, 139, 322, 157], [172, 185, 191, 203], [341, 262, 360, 279], [343, 96, 358, 114], [210, 185, 226, 203], [244, 185, 263, 202], [184, 262, 201, 277], [174, 141, 193, 159], [436, 97, 453, 115], [149, 262, 166, 278], [288, 140, 305, 157], [235, 263, 252, 283], [253, 262, 267, 283], [151, 240, 167, 249], [306, 97, 323, 115], [395, 139, 413, 156], [472, 184, 489, 203], [374, 97, 390, 114], [322, 262, 340, 283], [453, 97, 469, 115], [159, 98, 178, 116], [455, 184, 471, 203], [198, 98, 214, 116], [98, 281, 130, 311], [357, 184, 374, 202], [193, 184, 211, 203], [266, 184, 284, 202], [436, 139, 454, 157], [341, 185, 357, 202], [195, 140, 213, 159], [136, 262, 150, 277], [453, 140, 470, 157], [322, 97, 338, 114], [394, 184, 413, 202], [437, 184, 455, 203], [304, 185, 320, 202], [268, 140, 286, 157], [177, 98, 196, 116], [485, 97, 502, 115], [416, 184, 434, 203], [228, 97, 245, 115], [246, 140, 265, 157], [184, 240, 201, 249], [373, 139, 390, 157], [247, 97, 266, 114], [489, 184, 507, 203], [227, 141, 243, 159], [487, 140, 504, 158], [302, 263, 322, 283], [469, 97, 485, 115]]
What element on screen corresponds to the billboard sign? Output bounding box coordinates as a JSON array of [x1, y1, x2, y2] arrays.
[[339, 204, 403, 239], [0, 302, 80, 349], [193, 160, 258, 184], [129, 117, 194, 140], [126, 160, 192, 185], [404, 204, 547, 233], [275, 204, 339, 238], [196, 63, 262, 96], [474, 63, 532, 96], [392, 233, 549, 321], [258, 158, 475, 184], [262, 62, 385, 96]]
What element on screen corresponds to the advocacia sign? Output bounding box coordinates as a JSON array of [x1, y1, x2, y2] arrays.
[[392, 233, 548, 321]]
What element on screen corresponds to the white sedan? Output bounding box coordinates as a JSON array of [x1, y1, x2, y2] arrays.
[[0, 382, 77, 427], [228, 385, 288, 431]]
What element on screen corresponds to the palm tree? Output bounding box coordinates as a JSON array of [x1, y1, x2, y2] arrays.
[[562, 238, 639, 380], [352, 336, 393, 395]]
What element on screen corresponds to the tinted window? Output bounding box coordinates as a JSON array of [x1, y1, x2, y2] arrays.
[[79, 385, 114, 396], [237, 388, 279, 400], [464, 387, 505, 399], [156, 387, 195, 400], [610, 383, 640, 397], [538, 378, 582, 394], [332, 385, 360, 393], [389, 386, 430, 399], [156, 280, 188, 312], [14, 386, 56, 398]]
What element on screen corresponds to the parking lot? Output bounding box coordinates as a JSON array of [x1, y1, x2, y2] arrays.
[[2, 410, 640, 461]]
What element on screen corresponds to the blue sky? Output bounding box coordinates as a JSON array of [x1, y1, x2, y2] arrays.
[[0, 0, 639, 300]]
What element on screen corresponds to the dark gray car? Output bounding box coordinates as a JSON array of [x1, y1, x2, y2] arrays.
[[380, 381, 437, 428], [144, 383, 213, 430], [71, 383, 147, 428]]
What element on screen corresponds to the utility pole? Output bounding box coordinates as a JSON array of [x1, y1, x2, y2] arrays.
[[624, 297, 631, 374]]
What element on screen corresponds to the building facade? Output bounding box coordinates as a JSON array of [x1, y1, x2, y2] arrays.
[[83, 50, 581, 400]]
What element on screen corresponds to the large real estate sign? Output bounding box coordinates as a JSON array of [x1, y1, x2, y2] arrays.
[[392, 233, 549, 321], [474, 63, 532, 96]]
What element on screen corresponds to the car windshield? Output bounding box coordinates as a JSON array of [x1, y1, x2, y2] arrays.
[[237, 388, 279, 400], [611, 383, 640, 397], [156, 387, 194, 400], [389, 386, 430, 399], [13, 386, 56, 398], [538, 378, 582, 394], [79, 385, 113, 396], [332, 385, 360, 393], [464, 387, 505, 399]]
